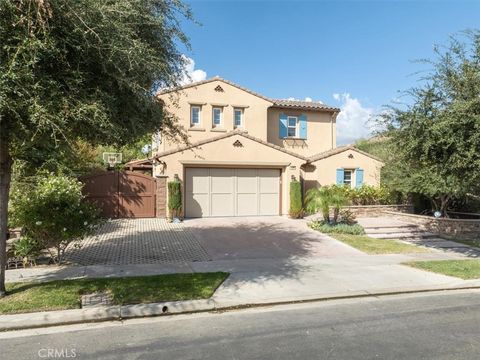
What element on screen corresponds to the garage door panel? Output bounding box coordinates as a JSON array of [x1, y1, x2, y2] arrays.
[[210, 169, 234, 193], [186, 194, 209, 218], [259, 193, 279, 215], [211, 193, 235, 216], [186, 168, 209, 193], [237, 193, 258, 216], [236, 169, 257, 193], [258, 170, 280, 192]]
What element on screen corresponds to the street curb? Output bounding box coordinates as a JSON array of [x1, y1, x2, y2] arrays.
[[120, 299, 215, 319], [0, 299, 216, 332], [1, 286, 480, 332]]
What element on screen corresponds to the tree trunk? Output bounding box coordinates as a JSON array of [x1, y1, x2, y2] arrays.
[[439, 195, 451, 217], [0, 137, 12, 297], [333, 207, 340, 225]]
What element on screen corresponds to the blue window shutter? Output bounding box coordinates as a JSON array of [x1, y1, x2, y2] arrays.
[[299, 114, 307, 139], [279, 113, 288, 138], [336, 169, 344, 185], [356, 168, 364, 188]]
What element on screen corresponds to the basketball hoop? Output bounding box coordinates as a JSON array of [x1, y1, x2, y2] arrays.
[[102, 152, 122, 168]]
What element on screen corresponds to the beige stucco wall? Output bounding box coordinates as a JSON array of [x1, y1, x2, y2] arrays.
[[303, 149, 383, 192], [154, 134, 305, 216], [267, 108, 337, 157], [157, 80, 273, 152]]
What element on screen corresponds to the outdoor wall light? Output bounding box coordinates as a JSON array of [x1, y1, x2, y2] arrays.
[[174, 174, 179, 181]]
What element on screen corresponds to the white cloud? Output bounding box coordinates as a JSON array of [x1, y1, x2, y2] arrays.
[[286, 96, 316, 102], [180, 56, 207, 85], [333, 93, 374, 145]]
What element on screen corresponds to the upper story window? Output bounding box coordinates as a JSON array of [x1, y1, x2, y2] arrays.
[[212, 107, 222, 127], [234, 108, 244, 128], [287, 116, 298, 137], [191, 106, 201, 126]]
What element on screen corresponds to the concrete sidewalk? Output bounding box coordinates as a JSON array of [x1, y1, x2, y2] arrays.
[[5, 250, 478, 308]]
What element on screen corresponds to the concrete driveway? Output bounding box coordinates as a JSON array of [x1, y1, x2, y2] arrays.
[[184, 216, 362, 261]]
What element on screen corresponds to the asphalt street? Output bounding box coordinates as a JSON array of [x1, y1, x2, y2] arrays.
[[1, 290, 480, 360]]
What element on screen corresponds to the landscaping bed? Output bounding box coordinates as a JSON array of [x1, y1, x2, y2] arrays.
[[404, 260, 480, 280], [0, 272, 228, 315], [309, 221, 365, 235]]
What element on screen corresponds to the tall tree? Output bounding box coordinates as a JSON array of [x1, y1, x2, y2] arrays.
[[379, 31, 480, 214], [0, 0, 191, 296]]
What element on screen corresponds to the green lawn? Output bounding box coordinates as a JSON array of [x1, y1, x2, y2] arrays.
[[330, 234, 430, 254], [0, 272, 228, 315], [404, 260, 480, 280]]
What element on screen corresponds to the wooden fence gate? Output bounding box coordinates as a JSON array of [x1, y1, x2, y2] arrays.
[[80, 171, 156, 218]]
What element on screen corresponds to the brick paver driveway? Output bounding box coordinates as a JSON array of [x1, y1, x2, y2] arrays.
[[185, 216, 362, 261], [64, 219, 210, 265]]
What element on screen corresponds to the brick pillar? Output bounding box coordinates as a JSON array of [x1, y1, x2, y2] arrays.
[[155, 177, 167, 218]]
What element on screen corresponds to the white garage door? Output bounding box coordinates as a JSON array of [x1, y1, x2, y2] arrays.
[[185, 168, 280, 217]]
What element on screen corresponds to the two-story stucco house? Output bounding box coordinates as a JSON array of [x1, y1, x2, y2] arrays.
[[152, 77, 382, 218]]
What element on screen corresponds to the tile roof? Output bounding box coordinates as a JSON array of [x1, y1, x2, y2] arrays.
[[157, 77, 339, 112], [125, 158, 152, 165], [272, 99, 340, 112], [307, 145, 384, 163]]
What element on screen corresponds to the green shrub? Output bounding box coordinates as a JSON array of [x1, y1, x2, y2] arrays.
[[309, 221, 365, 235], [168, 181, 182, 218], [341, 185, 398, 205], [10, 174, 101, 263], [12, 236, 41, 266], [289, 181, 303, 218]]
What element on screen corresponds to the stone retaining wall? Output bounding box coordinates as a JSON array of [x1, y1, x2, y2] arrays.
[[384, 211, 480, 241], [344, 205, 414, 218]]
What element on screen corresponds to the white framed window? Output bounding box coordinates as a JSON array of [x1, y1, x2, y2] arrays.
[[212, 107, 222, 127], [343, 169, 353, 188], [234, 108, 244, 128], [287, 116, 298, 137], [191, 106, 201, 126]]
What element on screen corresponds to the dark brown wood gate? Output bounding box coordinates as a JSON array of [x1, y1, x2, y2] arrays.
[[80, 171, 156, 218]]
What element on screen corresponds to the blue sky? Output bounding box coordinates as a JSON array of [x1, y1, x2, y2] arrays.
[[179, 0, 480, 144]]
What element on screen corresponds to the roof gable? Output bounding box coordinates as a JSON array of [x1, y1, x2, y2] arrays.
[[153, 130, 309, 161], [157, 77, 339, 111], [307, 146, 384, 164], [157, 77, 273, 103]]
